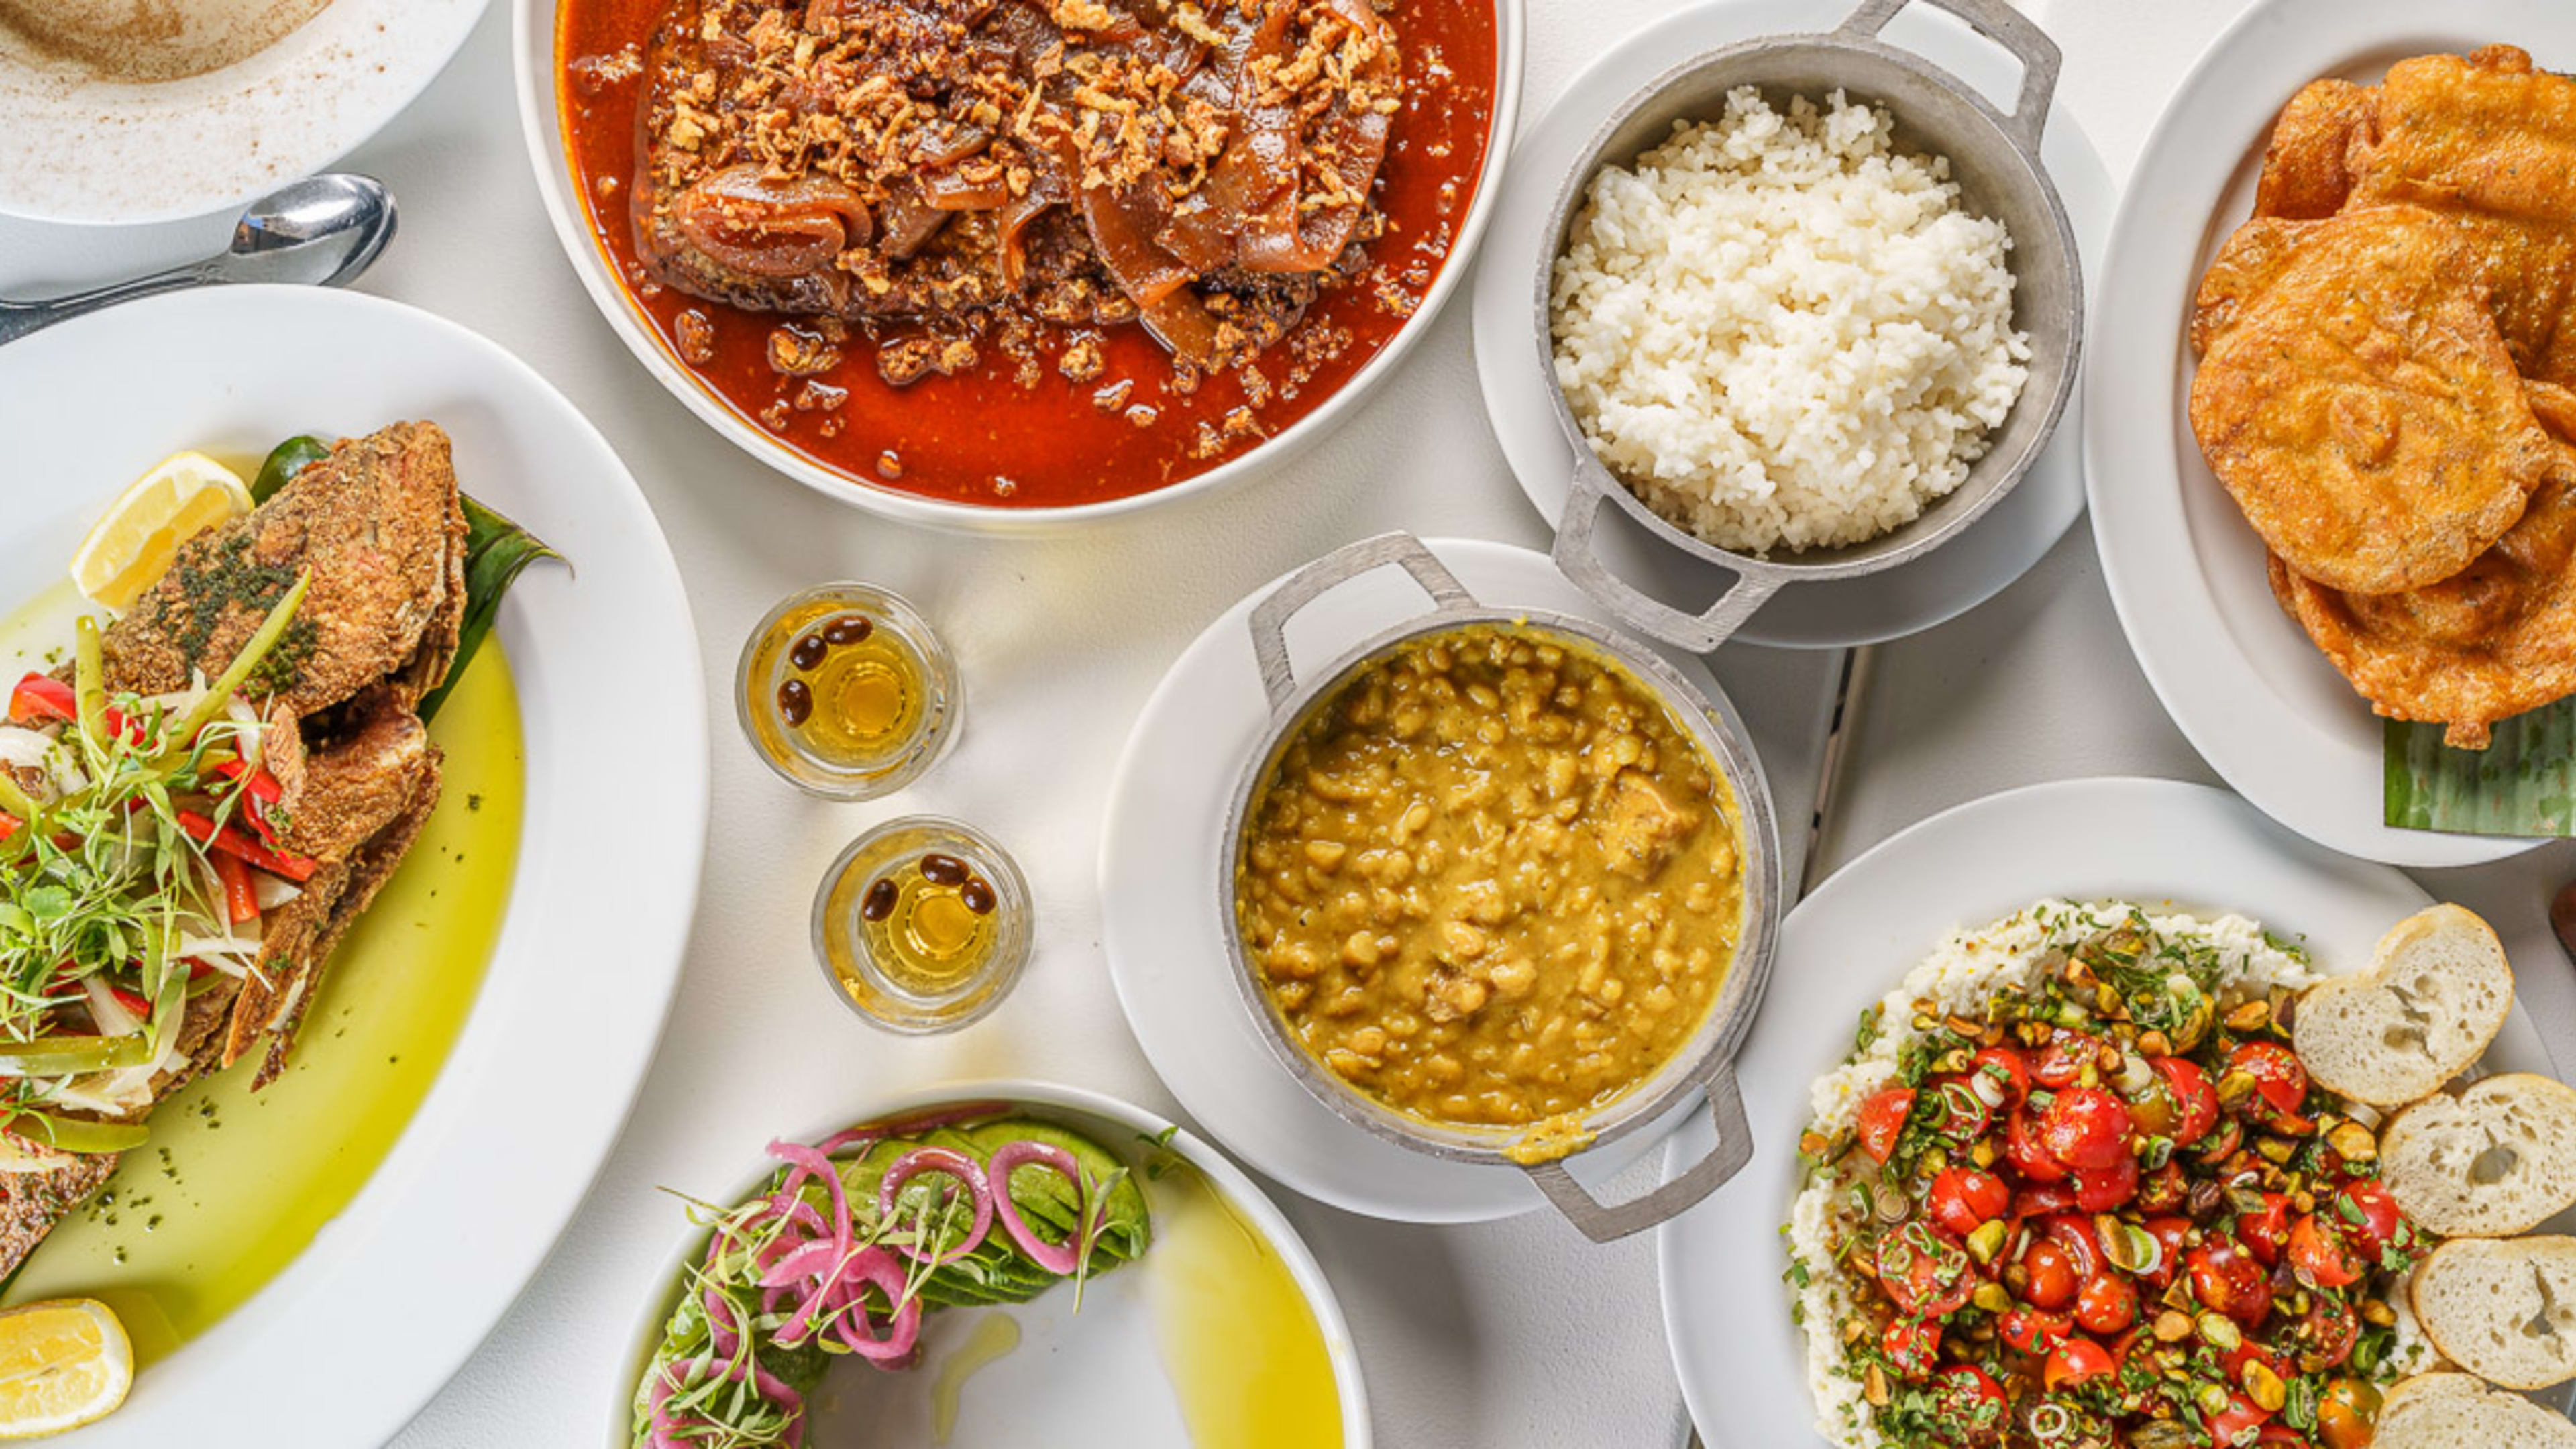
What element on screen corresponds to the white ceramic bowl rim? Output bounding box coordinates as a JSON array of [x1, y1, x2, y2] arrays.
[[513, 0, 1527, 531]]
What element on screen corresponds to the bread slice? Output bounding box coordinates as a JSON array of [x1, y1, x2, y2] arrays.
[[2375, 1372, 2576, 1449], [2413, 1236, 2576, 1389], [2295, 904, 2513, 1106], [2384, 1075, 2576, 1237]]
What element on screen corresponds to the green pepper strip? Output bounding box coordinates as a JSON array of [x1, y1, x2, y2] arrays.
[[0, 1033, 156, 1076], [73, 615, 107, 753], [0, 771, 39, 831], [152, 570, 309, 774], [7, 1110, 149, 1155]]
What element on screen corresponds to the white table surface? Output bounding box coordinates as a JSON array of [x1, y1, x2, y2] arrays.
[[6, 0, 2575, 1445]]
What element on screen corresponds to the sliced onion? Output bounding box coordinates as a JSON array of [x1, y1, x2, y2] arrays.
[[0, 727, 51, 771], [250, 875, 299, 913], [824, 1246, 920, 1362], [877, 1146, 993, 1267], [81, 979, 141, 1038], [985, 1140, 1084, 1275], [813, 1126, 879, 1159], [873, 1102, 1008, 1137], [646, 1353, 804, 1449], [767, 1138, 854, 1263]]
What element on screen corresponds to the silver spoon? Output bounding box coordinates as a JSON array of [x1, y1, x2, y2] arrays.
[[0, 172, 397, 346]]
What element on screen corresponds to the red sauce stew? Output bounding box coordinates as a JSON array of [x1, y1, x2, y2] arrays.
[[555, 0, 1499, 510]]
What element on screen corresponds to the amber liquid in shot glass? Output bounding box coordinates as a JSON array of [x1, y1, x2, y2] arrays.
[[814, 817, 1030, 1034], [737, 584, 958, 800]]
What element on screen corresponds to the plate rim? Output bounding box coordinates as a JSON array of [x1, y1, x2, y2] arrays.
[[508, 0, 1528, 534], [598, 1078, 1374, 1449], [2080, 0, 2560, 868], [0, 283, 709, 1446]]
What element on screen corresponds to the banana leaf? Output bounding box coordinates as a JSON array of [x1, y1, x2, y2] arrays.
[[2384, 704, 2576, 837], [250, 435, 561, 724]]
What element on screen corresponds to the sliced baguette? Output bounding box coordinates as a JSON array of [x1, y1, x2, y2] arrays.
[[2383, 1074, 2576, 1238], [2375, 1372, 2576, 1449], [2412, 1236, 2576, 1389], [2295, 904, 2513, 1106]]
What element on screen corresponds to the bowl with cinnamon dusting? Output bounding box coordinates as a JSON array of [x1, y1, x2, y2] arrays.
[[517, 0, 1524, 531]]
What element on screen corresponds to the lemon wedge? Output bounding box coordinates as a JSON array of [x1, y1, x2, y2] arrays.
[[0, 1300, 131, 1438], [70, 451, 254, 613]]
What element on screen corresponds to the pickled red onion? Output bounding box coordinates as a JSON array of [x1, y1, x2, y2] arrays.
[[877, 1146, 992, 1267], [986, 1140, 1085, 1275], [646, 1353, 805, 1449]]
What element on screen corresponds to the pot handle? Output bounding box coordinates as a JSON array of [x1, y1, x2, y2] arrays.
[[1249, 532, 1477, 713], [1554, 467, 1781, 654], [1835, 0, 2061, 154], [1523, 1064, 1753, 1244]]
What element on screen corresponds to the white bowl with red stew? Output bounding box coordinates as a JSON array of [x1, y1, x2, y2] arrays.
[[513, 0, 1524, 533]]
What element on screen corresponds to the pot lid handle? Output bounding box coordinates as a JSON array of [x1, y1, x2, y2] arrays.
[[1523, 1065, 1752, 1244], [1247, 532, 1476, 713]]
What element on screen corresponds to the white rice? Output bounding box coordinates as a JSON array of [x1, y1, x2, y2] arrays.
[[1548, 87, 2031, 555]]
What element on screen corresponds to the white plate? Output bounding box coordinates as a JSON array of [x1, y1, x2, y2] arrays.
[[0, 286, 705, 1447], [511, 0, 1525, 535], [1099, 537, 1729, 1223], [1468, 0, 2115, 649], [2083, 0, 2570, 868], [604, 1081, 1370, 1449], [1654, 775, 2560, 1446], [0, 0, 486, 225]]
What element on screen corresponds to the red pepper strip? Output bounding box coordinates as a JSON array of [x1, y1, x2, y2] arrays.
[[0, 814, 18, 841], [187, 961, 214, 981], [209, 760, 286, 845], [211, 849, 260, 925], [107, 985, 150, 1020], [8, 676, 70, 724], [175, 810, 317, 883]]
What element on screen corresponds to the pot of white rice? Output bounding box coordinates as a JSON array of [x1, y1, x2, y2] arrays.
[[1531, 0, 2082, 652]]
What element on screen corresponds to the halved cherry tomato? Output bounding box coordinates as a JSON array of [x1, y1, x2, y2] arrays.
[[2074, 1273, 2137, 1334], [2333, 1179, 2411, 1263], [1929, 1364, 2008, 1446], [2186, 1238, 2273, 1327], [1882, 1318, 1941, 1379], [2229, 1041, 2308, 1116], [2023, 1239, 2080, 1310], [1999, 1306, 2073, 1356], [2042, 1336, 2115, 1391], [1876, 1220, 1972, 1317], [2287, 1290, 2361, 1371], [2150, 1055, 2219, 1144], [2193, 1116, 2245, 1161], [2006, 1107, 2069, 1184], [2033, 1032, 2102, 1089], [2137, 1216, 2191, 1291], [1970, 1046, 2030, 1106], [2039, 1087, 2132, 1170], [2236, 1191, 2291, 1267], [1856, 1087, 1915, 1165], [2013, 1183, 2078, 1219], [1929, 1167, 2010, 1236], [2206, 1391, 2275, 1446], [2071, 1152, 2139, 1212], [2134, 1159, 2187, 1215], [2041, 1216, 2105, 1279], [2289, 1213, 2364, 1289], [1921, 1077, 1993, 1144], [2316, 1378, 2382, 1449]]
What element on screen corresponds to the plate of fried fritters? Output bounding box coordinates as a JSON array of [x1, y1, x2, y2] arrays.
[[2087, 0, 2576, 867]]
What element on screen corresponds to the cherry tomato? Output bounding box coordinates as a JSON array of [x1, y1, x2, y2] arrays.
[[1999, 1305, 2073, 1356], [2041, 1336, 2115, 1391], [2007, 1107, 2070, 1185], [2236, 1191, 2291, 1267], [1882, 1318, 1941, 1379], [2072, 1152, 2139, 1212], [2040, 1216, 2105, 1280], [2207, 1393, 2275, 1446], [2317, 1377, 2383, 1449], [2151, 1056, 2220, 1144], [2186, 1238, 2273, 1327], [2288, 1290, 2360, 1371], [1970, 1046, 2030, 1106], [2074, 1273, 2137, 1334], [1928, 1167, 2010, 1236], [2334, 1179, 2411, 1263], [1856, 1087, 1915, 1165], [1921, 1077, 1993, 1144], [2134, 1159, 2187, 1214], [2013, 1183, 2079, 1219], [2137, 1216, 2192, 1291], [2193, 1117, 2245, 1163], [2289, 1214, 2364, 1289], [2033, 1032, 2102, 1089], [2229, 1041, 2308, 1116], [1927, 1364, 2008, 1446], [2040, 1087, 2133, 1171], [2023, 1238, 2080, 1309], [1876, 1220, 1973, 1317]]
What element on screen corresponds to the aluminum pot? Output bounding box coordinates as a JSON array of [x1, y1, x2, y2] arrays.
[[1218, 532, 1782, 1242], [1533, 0, 2083, 651]]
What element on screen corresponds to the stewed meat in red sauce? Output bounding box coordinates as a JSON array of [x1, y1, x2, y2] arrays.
[[559, 0, 1496, 507]]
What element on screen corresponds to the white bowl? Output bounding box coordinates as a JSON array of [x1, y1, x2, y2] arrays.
[[511, 0, 1525, 535]]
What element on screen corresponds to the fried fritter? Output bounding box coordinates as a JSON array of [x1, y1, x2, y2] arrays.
[[2253, 76, 2377, 221], [2190, 205, 2559, 594]]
